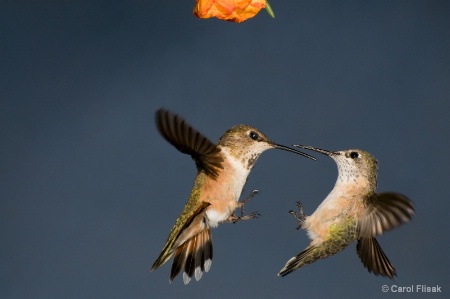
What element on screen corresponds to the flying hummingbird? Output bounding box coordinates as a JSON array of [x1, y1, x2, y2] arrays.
[[151, 109, 315, 284], [278, 145, 414, 279]]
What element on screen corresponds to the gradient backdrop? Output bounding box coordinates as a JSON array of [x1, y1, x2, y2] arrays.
[[2, 1, 449, 298]]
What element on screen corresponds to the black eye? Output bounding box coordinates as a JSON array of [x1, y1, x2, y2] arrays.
[[249, 131, 259, 140], [350, 152, 359, 159]]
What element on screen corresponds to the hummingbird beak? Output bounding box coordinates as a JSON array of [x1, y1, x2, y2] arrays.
[[273, 143, 316, 160], [293, 145, 338, 156]]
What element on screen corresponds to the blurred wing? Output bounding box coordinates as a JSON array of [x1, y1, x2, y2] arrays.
[[278, 245, 321, 277], [356, 237, 396, 279], [155, 108, 224, 178], [359, 192, 414, 237]]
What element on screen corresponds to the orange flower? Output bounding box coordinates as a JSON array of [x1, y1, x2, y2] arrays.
[[194, 0, 268, 23]]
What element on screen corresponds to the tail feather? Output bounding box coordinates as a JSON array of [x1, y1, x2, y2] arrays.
[[182, 237, 195, 284], [194, 232, 204, 281], [191, 232, 203, 280], [194, 228, 213, 280], [169, 228, 213, 284], [170, 242, 186, 282]]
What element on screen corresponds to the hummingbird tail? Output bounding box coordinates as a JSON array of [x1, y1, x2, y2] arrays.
[[170, 228, 213, 284], [356, 237, 396, 279], [278, 245, 322, 277]]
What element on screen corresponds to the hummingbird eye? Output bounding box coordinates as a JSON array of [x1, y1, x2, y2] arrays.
[[349, 151, 359, 159], [249, 131, 259, 141]]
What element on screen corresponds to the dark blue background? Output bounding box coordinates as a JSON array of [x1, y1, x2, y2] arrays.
[[2, 1, 449, 298]]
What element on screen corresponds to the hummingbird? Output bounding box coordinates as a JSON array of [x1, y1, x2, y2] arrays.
[[151, 109, 315, 284], [278, 145, 414, 279]]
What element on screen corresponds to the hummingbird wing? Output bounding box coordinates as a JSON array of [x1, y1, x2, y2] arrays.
[[156, 109, 224, 178], [278, 240, 346, 277], [278, 245, 320, 277], [356, 237, 396, 279], [358, 192, 414, 237]]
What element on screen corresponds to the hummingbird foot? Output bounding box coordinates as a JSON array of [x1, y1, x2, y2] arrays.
[[241, 189, 260, 204], [289, 201, 306, 230], [228, 212, 260, 224], [229, 190, 260, 224]]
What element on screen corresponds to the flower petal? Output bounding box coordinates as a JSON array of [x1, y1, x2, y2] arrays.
[[194, 0, 266, 23]]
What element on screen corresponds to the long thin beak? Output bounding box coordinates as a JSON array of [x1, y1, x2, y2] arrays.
[[273, 143, 316, 160], [293, 145, 338, 156]]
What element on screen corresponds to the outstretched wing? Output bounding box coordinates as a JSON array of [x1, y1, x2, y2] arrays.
[[359, 192, 414, 237], [155, 108, 224, 178]]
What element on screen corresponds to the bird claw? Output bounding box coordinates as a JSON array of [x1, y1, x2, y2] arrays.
[[229, 212, 261, 224], [289, 201, 306, 230], [242, 190, 259, 204], [230, 190, 260, 224]]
